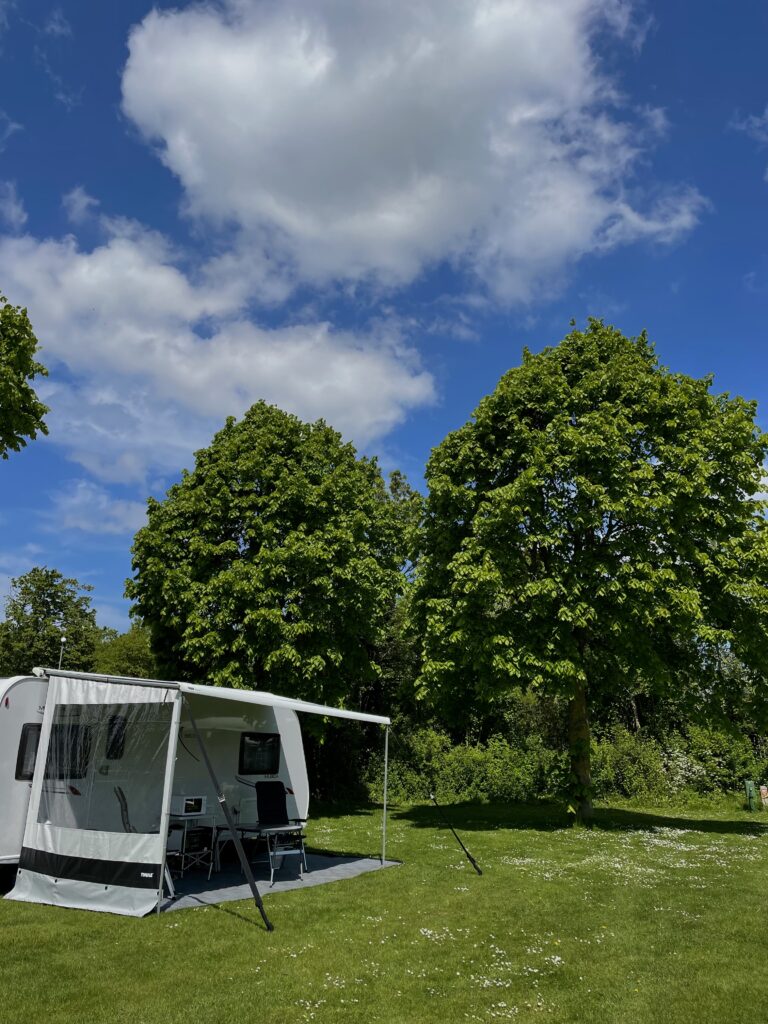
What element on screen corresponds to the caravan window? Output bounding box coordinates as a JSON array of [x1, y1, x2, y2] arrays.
[[239, 732, 280, 775], [105, 714, 127, 759], [15, 723, 42, 781], [44, 723, 93, 779]]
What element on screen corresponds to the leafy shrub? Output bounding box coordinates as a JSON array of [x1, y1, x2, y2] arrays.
[[591, 728, 667, 799], [684, 726, 760, 792], [366, 727, 567, 803], [363, 721, 767, 805]]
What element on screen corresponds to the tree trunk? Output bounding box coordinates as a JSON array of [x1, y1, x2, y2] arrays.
[[630, 697, 641, 733], [568, 679, 593, 823]]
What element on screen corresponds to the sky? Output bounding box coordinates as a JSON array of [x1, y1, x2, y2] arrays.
[[0, 0, 767, 631]]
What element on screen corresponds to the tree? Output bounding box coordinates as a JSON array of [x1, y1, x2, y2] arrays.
[[0, 293, 49, 459], [93, 621, 159, 679], [414, 320, 768, 820], [127, 402, 408, 705], [0, 567, 104, 675]]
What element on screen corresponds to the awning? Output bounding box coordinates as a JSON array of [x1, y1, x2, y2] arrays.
[[33, 669, 391, 726]]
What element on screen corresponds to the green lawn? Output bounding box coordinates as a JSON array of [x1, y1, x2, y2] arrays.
[[2, 798, 766, 1023]]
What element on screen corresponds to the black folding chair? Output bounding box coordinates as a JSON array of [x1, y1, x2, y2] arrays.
[[254, 781, 307, 886], [166, 821, 214, 878]]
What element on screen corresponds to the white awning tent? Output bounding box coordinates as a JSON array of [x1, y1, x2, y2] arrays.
[[7, 669, 390, 926]]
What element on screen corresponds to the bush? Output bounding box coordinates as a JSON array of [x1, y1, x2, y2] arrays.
[[363, 721, 768, 805], [591, 728, 667, 799], [684, 726, 760, 792], [365, 727, 567, 804]]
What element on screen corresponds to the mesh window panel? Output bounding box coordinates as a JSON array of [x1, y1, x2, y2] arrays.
[[37, 702, 172, 834]]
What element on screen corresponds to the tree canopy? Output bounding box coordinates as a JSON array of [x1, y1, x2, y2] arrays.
[[414, 320, 768, 818], [93, 621, 159, 679], [127, 401, 409, 704], [0, 567, 103, 676], [0, 293, 49, 459]]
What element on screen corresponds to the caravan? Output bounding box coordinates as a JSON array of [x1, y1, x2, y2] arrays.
[[0, 669, 390, 919], [0, 674, 48, 866]]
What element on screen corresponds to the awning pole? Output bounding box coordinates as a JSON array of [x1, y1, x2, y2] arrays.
[[156, 692, 183, 913], [184, 697, 273, 932], [381, 726, 390, 865]]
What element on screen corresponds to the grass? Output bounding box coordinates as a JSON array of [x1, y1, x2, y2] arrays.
[[2, 796, 767, 1023]]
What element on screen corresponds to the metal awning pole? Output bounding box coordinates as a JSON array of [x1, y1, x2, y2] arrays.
[[184, 697, 273, 931], [381, 726, 390, 865], [156, 692, 182, 913]]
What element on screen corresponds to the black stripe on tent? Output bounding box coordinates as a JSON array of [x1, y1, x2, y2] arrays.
[[19, 847, 161, 889]]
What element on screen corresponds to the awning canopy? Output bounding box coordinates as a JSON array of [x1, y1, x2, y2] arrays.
[[34, 668, 391, 725]]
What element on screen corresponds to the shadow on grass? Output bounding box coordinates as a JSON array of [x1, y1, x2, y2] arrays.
[[309, 799, 381, 820], [393, 800, 768, 837], [163, 893, 270, 929]]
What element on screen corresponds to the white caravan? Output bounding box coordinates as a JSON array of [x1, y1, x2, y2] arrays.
[[0, 669, 390, 918], [0, 675, 48, 865]]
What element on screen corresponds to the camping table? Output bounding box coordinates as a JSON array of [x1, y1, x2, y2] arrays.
[[211, 822, 262, 875], [211, 822, 306, 881]]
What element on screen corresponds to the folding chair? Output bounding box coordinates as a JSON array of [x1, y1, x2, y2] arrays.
[[166, 820, 214, 878], [254, 781, 308, 886]]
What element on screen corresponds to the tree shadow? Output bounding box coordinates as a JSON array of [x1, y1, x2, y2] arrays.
[[309, 799, 383, 820], [394, 800, 768, 837]]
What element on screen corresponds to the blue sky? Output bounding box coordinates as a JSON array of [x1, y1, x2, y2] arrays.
[[0, 0, 767, 631]]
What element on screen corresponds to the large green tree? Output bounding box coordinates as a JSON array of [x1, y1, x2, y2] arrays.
[[0, 567, 104, 675], [415, 320, 768, 819], [127, 402, 408, 704], [0, 293, 49, 459]]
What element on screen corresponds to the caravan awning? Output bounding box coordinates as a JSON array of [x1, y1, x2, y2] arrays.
[[34, 669, 391, 726], [177, 682, 390, 725]]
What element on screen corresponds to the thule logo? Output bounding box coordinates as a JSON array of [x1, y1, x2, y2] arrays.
[[140, 872, 153, 879]]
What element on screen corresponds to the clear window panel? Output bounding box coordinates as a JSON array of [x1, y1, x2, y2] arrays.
[[37, 702, 172, 834]]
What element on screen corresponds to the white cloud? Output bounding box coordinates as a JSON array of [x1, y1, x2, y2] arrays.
[[732, 104, 768, 145], [0, 221, 435, 479], [47, 480, 147, 535], [62, 185, 99, 224], [44, 8, 72, 38], [0, 180, 26, 230], [122, 0, 705, 302], [0, 109, 22, 150], [732, 105, 768, 184]]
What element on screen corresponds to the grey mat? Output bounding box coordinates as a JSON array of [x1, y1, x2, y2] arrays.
[[161, 853, 399, 912]]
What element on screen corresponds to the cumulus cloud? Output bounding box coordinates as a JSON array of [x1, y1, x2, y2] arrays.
[[0, 180, 26, 230], [46, 480, 147, 535], [122, 0, 705, 302], [0, 221, 435, 479]]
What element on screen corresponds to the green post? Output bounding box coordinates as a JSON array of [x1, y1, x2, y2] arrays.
[[745, 780, 757, 811]]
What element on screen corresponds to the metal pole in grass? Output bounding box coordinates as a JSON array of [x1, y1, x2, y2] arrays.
[[429, 792, 482, 876], [381, 726, 389, 864]]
